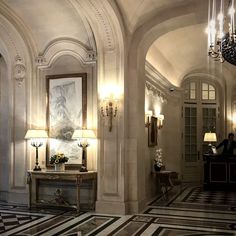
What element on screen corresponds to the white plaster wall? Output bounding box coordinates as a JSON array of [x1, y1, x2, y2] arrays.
[[144, 83, 182, 200], [160, 94, 182, 174]]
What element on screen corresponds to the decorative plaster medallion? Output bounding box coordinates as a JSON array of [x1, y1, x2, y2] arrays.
[[14, 55, 26, 85]]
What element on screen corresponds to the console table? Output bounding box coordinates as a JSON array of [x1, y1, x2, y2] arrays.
[[27, 170, 97, 212], [203, 154, 236, 190], [153, 170, 181, 196]]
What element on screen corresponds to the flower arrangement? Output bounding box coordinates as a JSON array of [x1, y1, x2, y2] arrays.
[[49, 153, 69, 164], [154, 148, 163, 171]]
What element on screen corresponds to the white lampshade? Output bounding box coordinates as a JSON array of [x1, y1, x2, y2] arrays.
[[204, 132, 217, 142], [25, 130, 48, 139], [72, 129, 96, 139]]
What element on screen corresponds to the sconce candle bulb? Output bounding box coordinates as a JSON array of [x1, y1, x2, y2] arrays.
[[157, 114, 164, 129], [145, 110, 153, 127]]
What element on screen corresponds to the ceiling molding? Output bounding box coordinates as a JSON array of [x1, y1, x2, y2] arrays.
[[36, 38, 96, 68], [67, 0, 97, 51], [145, 61, 179, 90]]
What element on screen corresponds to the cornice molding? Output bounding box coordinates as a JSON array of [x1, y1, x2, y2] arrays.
[[86, 0, 115, 51], [145, 61, 175, 89], [145, 61, 182, 99], [76, 0, 118, 52], [145, 81, 167, 104], [68, 0, 97, 51]]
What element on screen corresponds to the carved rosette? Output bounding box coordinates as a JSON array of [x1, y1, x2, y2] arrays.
[[35, 56, 47, 65], [86, 50, 97, 62], [14, 55, 26, 85]]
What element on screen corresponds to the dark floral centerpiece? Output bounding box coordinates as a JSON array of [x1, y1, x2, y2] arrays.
[[50, 153, 69, 164]]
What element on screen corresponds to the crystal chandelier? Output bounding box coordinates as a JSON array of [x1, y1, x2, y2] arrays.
[[207, 0, 236, 65]]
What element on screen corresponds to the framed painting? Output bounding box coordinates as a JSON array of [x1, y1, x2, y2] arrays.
[[148, 116, 158, 147], [46, 73, 87, 167]]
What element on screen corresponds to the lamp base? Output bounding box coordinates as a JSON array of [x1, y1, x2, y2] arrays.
[[79, 164, 88, 172], [206, 144, 213, 154], [33, 165, 41, 171]]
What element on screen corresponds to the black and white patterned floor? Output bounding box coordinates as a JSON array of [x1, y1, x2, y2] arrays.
[[1, 185, 236, 235]]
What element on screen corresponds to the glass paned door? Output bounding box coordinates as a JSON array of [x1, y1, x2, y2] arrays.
[[183, 104, 217, 182], [202, 106, 217, 155], [184, 107, 197, 162], [183, 105, 200, 182]]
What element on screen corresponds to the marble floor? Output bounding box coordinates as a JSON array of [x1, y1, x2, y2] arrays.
[[1, 185, 236, 235]]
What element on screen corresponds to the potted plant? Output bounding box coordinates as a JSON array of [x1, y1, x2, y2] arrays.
[[50, 153, 69, 171], [154, 148, 163, 171]]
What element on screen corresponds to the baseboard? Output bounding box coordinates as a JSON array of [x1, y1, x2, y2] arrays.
[[0, 191, 28, 205], [96, 199, 147, 215], [96, 200, 128, 215], [0, 191, 8, 202]]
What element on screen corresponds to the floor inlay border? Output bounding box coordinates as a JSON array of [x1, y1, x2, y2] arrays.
[[1, 185, 236, 235]]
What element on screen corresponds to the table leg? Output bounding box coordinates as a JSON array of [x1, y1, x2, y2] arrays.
[[76, 177, 81, 212]]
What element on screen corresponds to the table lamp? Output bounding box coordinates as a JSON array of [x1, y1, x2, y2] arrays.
[[204, 132, 217, 153], [25, 129, 48, 171], [72, 129, 95, 172]]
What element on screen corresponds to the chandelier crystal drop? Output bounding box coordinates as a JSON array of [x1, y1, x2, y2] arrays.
[[207, 0, 236, 65]]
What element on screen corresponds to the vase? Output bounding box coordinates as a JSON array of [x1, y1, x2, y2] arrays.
[[154, 164, 162, 172], [54, 163, 65, 172]]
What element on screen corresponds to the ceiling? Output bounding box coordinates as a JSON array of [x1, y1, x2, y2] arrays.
[[2, 0, 236, 87], [116, 0, 236, 86], [2, 0, 92, 52], [116, 0, 185, 33]]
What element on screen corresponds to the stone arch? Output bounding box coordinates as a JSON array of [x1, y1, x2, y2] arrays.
[[36, 38, 96, 68], [128, 0, 209, 134], [0, 13, 33, 203], [127, 0, 209, 210]]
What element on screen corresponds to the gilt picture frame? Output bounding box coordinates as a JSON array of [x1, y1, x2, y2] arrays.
[[148, 116, 158, 147], [46, 73, 87, 167]]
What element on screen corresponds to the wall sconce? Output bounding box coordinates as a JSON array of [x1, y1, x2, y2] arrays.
[[145, 110, 153, 127], [100, 99, 118, 132], [157, 114, 164, 129], [25, 129, 48, 171], [72, 129, 96, 172]]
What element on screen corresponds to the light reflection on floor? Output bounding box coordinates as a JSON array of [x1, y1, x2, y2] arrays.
[[0, 185, 236, 235]]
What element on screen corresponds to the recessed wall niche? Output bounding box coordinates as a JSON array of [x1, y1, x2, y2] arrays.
[[38, 54, 97, 170]]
